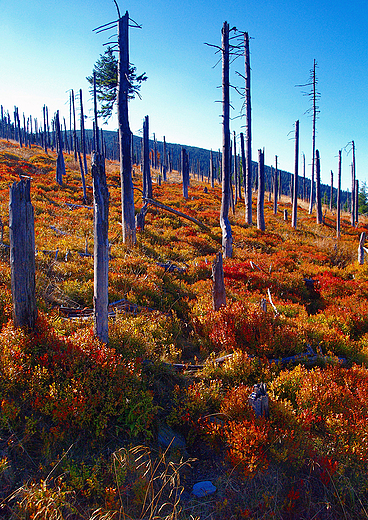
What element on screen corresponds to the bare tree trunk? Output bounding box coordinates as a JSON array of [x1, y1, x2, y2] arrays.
[[92, 152, 109, 344], [142, 115, 152, 198], [244, 32, 252, 225], [355, 179, 359, 226], [337, 150, 341, 238], [118, 11, 136, 247], [316, 149, 322, 224], [212, 252, 226, 311], [181, 148, 189, 199], [210, 149, 214, 188], [9, 179, 37, 329], [233, 131, 238, 203], [163, 136, 167, 182], [257, 149, 265, 231], [80, 89, 89, 178], [43, 105, 48, 154], [329, 170, 333, 211], [302, 152, 306, 201], [292, 120, 299, 229], [308, 59, 317, 215], [273, 155, 278, 215], [55, 110, 65, 186], [358, 232, 366, 265], [220, 21, 233, 257]]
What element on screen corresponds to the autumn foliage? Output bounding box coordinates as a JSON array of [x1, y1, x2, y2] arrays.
[[1, 139, 368, 518]]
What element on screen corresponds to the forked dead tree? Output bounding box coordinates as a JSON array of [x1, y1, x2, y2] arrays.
[[9, 179, 37, 329]]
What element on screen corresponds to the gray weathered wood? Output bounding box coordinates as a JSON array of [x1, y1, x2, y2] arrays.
[[55, 110, 65, 186], [336, 150, 341, 238], [92, 151, 109, 343], [316, 149, 322, 224], [142, 115, 152, 199], [9, 179, 37, 329], [212, 251, 226, 311], [292, 120, 299, 229], [118, 11, 136, 247], [220, 21, 233, 257], [181, 148, 189, 199], [257, 149, 265, 231], [244, 32, 252, 225], [143, 197, 207, 229], [351, 140, 356, 226], [330, 170, 333, 211], [273, 155, 278, 215], [358, 232, 366, 265]]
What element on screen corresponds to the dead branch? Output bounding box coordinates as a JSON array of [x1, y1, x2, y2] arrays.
[[143, 197, 208, 229]]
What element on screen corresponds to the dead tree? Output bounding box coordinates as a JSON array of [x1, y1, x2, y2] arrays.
[[244, 32, 252, 225], [329, 170, 333, 211], [9, 179, 37, 329], [218, 21, 233, 257], [302, 152, 306, 201], [358, 232, 366, 265], [142, 115, 152, 199], [163, 136, 167, 182], [337, 150, 341, 238], [212, 252, 226, 310], [297, 60, 319, 215], [355, 178, 359, 226], [351, 140, 356, 226], [292, 120, 299, 229], [210, 149, 214, 188], [257, 148, 265, 231], [55, 111, 65, 185], [273, 155, 278, 215], [181, 148, 190, 199], [316, 149, 322, 224], [117, 11, 136, 246]]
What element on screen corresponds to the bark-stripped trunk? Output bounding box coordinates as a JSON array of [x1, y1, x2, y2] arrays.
[[244, 32, 252, 225], [163, 136, 167, 182], [220, 21, 233, 257], [142, 115, 152, 199], [358, 232, 366, 265], [257, 149, 265, 231], [181, 148, 189, 199], [355, 179, 359, 226], [210, 149, 214, 188], [92, 152, 109, 344], [302, 153, 306, 201], [292, 120, 299, 229], [337, 150, 341, 238], [118, 11, 136, 246], [316, 149, 322, 224], [308, 59, 317, 215], [330, 170, 333, 211], [55, 110, 65, 186], [273, 155, 278, 215], [351, 140, 356, 226], [9, 179, 37, 329], [212, 252, 226, 311]]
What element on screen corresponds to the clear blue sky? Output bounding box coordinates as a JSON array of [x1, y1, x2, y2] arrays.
[[1, 0, 367, 190]]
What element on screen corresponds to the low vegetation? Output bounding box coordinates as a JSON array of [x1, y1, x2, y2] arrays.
[[1, 139, 368, 519]]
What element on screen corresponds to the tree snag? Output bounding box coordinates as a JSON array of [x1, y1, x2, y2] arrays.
[[212, 251, 226, 311], [9, 179, 37, 329]]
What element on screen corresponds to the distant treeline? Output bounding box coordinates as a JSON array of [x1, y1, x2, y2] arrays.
[[0, 106, 350, 210]]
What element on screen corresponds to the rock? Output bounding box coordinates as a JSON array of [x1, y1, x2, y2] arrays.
[[157, 424, 186, 449], [192, 481, 216, 498]]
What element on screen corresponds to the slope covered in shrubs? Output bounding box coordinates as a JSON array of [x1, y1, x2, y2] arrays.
[[1, 139, 368, 519]]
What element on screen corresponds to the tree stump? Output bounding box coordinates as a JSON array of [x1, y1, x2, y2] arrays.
[[9, 179, 37, 329], [212, 252, 226, 311], [92, 151, 109, 343]]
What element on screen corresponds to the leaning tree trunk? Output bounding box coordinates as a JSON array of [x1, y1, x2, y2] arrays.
[[118, 11, 136, 247], [292, 120, 299, 229], [316, 149, 323, 224], [220, 21, 233, 257], [92, 151, 109, 344], [244, 32, 252, 225], [273, 155, 278, 215], [257, 148, 265, 231], [337, 150, 341, 238], [9, 179, 37, 329], [212, 251, 226, 310]]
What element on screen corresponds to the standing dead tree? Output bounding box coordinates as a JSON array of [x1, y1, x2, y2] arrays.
[[337, 150, 342, 238], [330, 170, 334, 211], [296, 59, 320, 215], [351, 140, 356, 226], [9, 179, 37, 329], [273, 155, 278, 215], [292, 120, 299, 229], [244, 32, 252, 225], [55, 110, 65, 186], [91, 4, 146, 247], [257, 148, 265, 231], [358, 232, 366, 265], [212, 252, 226, 311], [316, 150, 323, 224], [181, 148, 190, 199]]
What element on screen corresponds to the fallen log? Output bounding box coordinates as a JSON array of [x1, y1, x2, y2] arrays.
[[143, 197, 208, 229]]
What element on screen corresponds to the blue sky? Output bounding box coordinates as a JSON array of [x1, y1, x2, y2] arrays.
[[1, 0, 367, 190]]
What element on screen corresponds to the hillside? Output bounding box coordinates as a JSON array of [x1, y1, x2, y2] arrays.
[[0, 139, 368, 519]]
